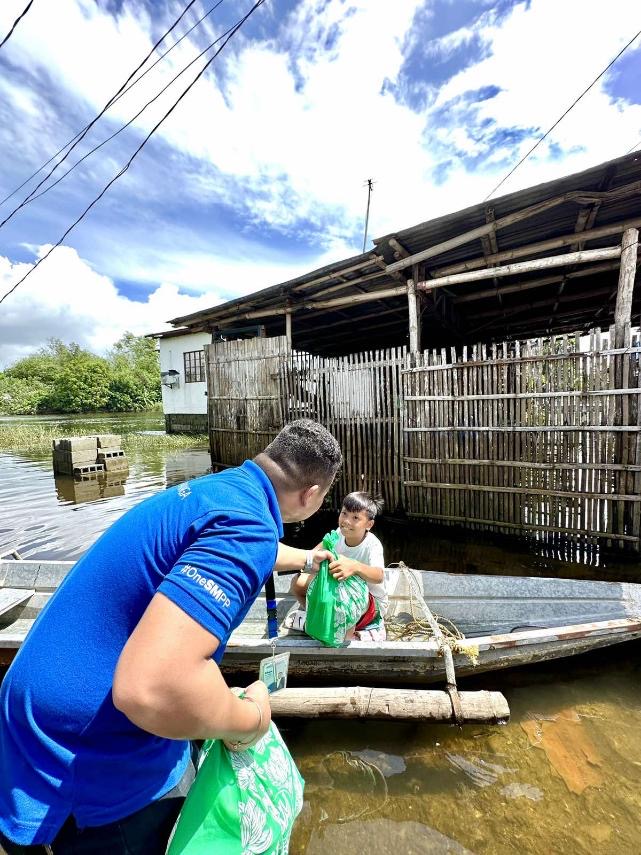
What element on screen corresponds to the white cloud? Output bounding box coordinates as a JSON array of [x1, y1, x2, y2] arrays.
[[0, 245, 216, 367], [0, 236, 357, 367], [1, 0, 640, 359]]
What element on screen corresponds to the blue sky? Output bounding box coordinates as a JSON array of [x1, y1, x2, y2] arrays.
[[0, 0, 639, 366]]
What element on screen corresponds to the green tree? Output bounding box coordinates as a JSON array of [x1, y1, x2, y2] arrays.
[[0, 374, 50, 415], [106, 332, 161, 412], [2, 334, 161, 414], [4, 338, 73, 385], [45, 352, 112, 413]]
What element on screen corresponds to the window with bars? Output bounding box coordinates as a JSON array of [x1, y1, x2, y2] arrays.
[[183, 349, 205, 383]]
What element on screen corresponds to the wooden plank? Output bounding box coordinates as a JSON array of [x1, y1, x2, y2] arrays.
[[401, 348, 641, 372], [385, 180, 641, 274], [403, 482, 641, 501], [0, 588, 33, 617], [407, 279, 420, 354], [404, 425, 641, 432], [434, 216, 641, 277], [614, 229, 639, 349], [406, 512, 639, 542]]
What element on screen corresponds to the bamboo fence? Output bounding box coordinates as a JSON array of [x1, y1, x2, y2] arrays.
[[206, 336, 287, 467], [403, 329, 641, 552], [206, 329, 641, 552]]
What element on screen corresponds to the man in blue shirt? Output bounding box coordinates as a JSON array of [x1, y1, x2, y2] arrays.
[[0, 419, 341, 854]]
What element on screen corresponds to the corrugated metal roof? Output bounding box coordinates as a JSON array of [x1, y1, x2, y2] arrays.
[[162, 150, 641, 354]]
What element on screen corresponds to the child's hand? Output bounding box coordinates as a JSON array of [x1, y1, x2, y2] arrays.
[[328, 556, 358, 581]]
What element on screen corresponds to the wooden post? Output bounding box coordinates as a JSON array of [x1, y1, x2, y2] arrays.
[[613, 229, 639, 546], [407, 278, 420, 354], [285, 307, 292, 350], [614, 228, 639, 349]]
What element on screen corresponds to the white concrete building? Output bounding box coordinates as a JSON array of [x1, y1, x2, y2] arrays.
[[156, 330, 210, 433]]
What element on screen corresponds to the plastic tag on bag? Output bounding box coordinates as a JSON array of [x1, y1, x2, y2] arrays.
[[259, 651, 290, 693]]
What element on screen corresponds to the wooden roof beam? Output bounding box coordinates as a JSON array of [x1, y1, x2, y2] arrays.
[[389, 237, 411, 259], [467, 304, 616, 337], [374, 253, 405, 282], [293, 305, 406, 333], [386, 180, 641, 275], [417, 245, 624, 293], [453, 260, 622, 304], [470, 287, 614, 321], [290, 255, 380, 293], [432, 216, 641, 278]]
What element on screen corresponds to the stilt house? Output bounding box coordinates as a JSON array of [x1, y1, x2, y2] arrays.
[[155, 151, 641, 553]]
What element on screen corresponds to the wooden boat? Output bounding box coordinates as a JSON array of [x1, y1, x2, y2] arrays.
[[2, 559, 641, 684]]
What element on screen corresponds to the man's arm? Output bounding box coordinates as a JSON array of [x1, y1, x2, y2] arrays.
[[274, 542, 328, 573], [113, 592, 270, 745]]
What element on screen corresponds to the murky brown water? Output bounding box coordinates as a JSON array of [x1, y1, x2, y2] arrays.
[[286, 646, 641, 854], [2, 414, 641, 853]]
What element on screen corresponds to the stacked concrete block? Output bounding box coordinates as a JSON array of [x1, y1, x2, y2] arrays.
[[52, 436, 101, 476], [96, 434, 128, 473], [52, 434, 128, 477]]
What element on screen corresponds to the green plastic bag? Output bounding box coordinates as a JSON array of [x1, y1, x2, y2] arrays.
[[305, 530, 369, 647], [166, 722, 304, 855]]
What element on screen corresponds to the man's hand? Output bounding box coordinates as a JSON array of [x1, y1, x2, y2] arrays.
[[311, 548, 334, 572], [328, 556, 359, 581], [225, 680, 272, 751]]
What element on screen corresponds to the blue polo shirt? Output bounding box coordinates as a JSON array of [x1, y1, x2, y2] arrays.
[[0, 460, 283, 845]]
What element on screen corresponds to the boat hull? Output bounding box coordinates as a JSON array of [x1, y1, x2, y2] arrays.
[[2, 561, 641, 683]]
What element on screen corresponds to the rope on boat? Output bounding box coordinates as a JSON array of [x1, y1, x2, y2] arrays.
[[384, 562, 464, 644], [384, 563, 474, 726]]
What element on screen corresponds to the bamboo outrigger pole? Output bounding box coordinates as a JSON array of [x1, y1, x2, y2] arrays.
[[269, 686, 510, 724]]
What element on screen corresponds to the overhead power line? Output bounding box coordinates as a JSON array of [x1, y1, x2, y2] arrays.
[[0, 1, 230, 225], [0, 2, 224, 211], [484, 27, 641, 202], [0, 0, 201, 221], [0, 0, 224, 210], [0, 0, 35, 51], [0, 0, 208, 224], [0, 0, 267, 307], [626, 137, 641, 155]]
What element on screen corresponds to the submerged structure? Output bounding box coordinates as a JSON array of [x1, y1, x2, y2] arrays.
[[152, 151, 641, 553]]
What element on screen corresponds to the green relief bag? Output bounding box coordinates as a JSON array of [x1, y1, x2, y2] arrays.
[[166, 722, 304, 855], [305, 530, 369, 648]]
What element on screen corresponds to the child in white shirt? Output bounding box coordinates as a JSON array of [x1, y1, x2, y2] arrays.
[[287, 491, 387, 640]]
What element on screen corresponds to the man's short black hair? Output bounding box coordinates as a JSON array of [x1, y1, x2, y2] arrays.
[[342, 491, 384, 520], [263, 419, 342, 488]]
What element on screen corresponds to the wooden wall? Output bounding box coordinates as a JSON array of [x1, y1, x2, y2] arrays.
[[206, 336, 287, 467], [206, 330, 641, 552], [403, 329, 641, 551]]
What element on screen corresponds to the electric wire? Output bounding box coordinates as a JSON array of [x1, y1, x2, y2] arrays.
[[0, 0, 266, 307], [484, 27, 641, 202], [626, 137, 641, 155], [0, 0, 35, 51], [7, 2, 232, 218], [0, 0, 201, 224], [0, 0, 224, 210]]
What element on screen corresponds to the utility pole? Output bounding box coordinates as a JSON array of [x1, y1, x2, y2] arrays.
[[362, 178, 374, 253]]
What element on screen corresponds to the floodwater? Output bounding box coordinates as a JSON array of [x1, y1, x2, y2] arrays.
[[2, 413, 641, 854]]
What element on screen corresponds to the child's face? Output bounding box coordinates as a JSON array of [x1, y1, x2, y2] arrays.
[[338, 506, 373, 544]]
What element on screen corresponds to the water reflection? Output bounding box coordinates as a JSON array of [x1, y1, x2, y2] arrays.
[[54, 472, 128, 504], [0, 443, 211, 561]]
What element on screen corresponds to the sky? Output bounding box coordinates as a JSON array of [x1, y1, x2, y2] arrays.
[[0, 0, 640, 367]]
